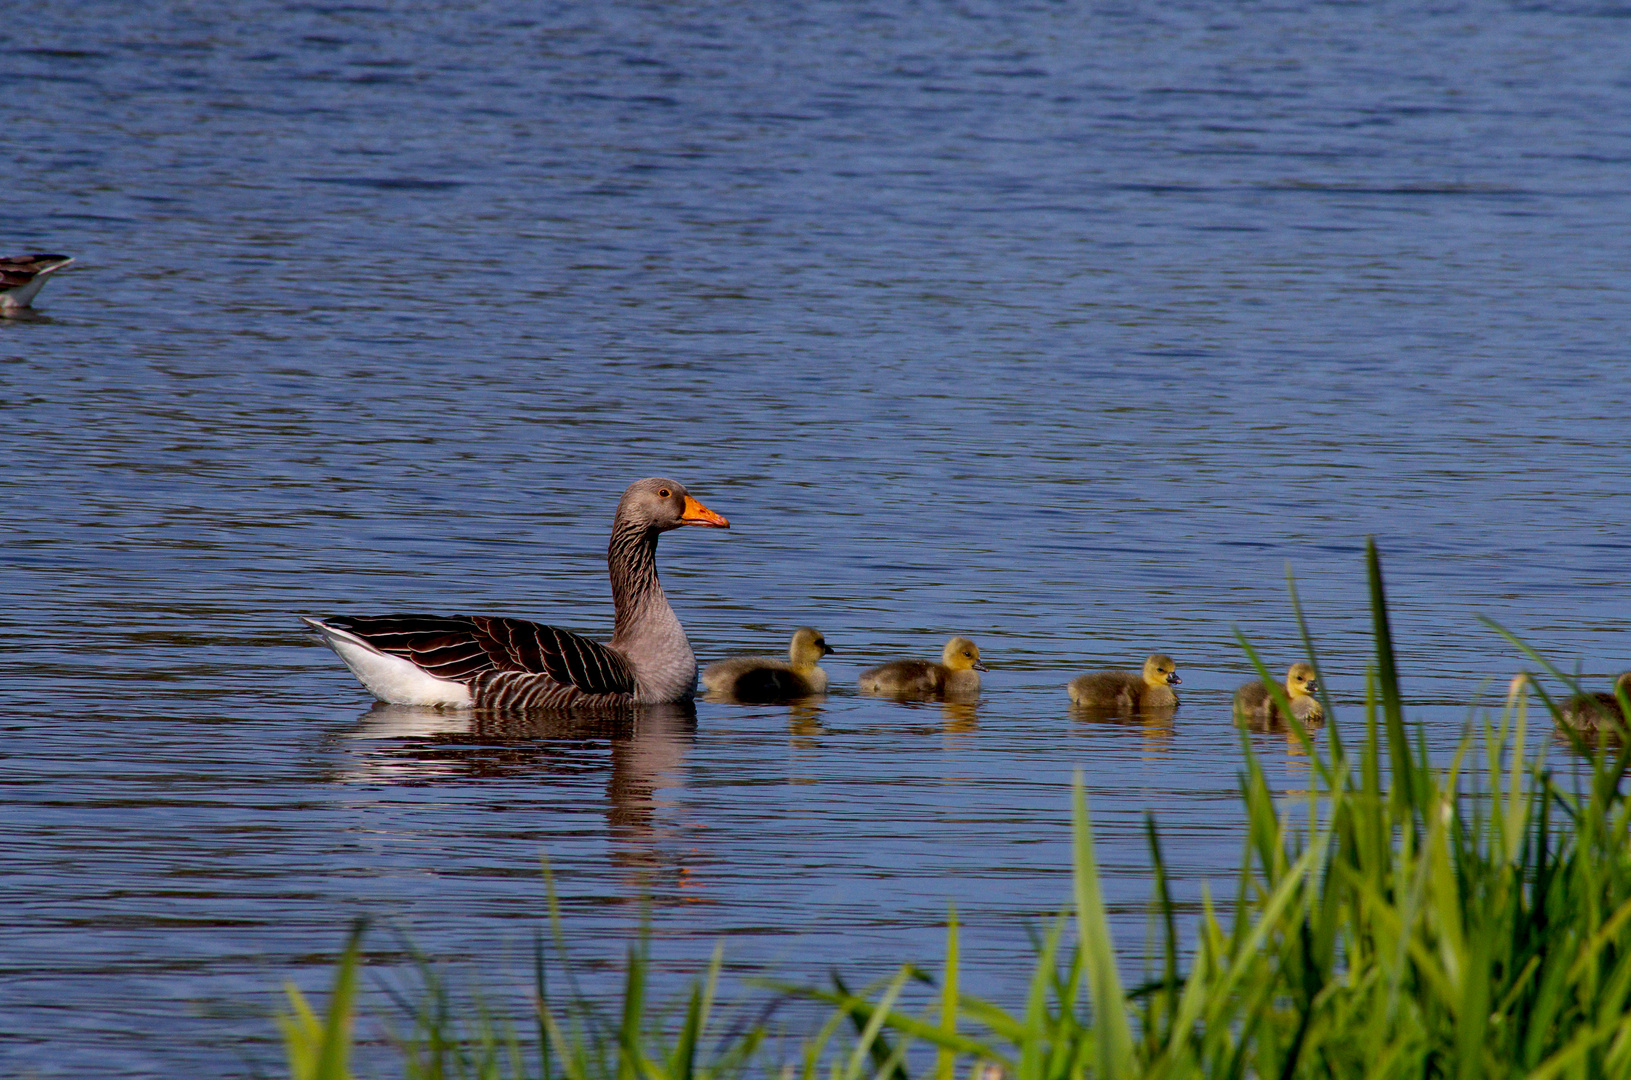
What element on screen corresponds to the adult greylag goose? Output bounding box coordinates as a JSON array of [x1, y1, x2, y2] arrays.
[[859, 636, 986, 702], [1234, 662, 1323, 727], [1068, 653, 1180, 712], [302, 478, 728, 709], [702, 626, 834, 701], [0, 253, 74, 309], [1559, 672, 1631, 733]]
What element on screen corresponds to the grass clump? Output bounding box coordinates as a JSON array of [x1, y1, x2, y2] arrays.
[[281, 542, 1631, 1079]]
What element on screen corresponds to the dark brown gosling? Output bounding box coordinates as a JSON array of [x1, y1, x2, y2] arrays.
[[1558, 672, 1631, 733], [1067, 653, 1180, 712]]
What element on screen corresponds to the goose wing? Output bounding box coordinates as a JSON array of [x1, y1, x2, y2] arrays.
[[316, 614, 635, 696]]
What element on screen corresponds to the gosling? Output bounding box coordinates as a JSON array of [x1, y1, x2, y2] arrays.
[[702, 627, 834, 701], [1558, 672, 1631, 733], [859, 636, 986, 702], [1068, 653, 1180, 712], [1234, 662, 1323, 726]]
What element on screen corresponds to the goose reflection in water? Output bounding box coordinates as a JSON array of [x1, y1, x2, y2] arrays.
[[341, 701, 697, 875]]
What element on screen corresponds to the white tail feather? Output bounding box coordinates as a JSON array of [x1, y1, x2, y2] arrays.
[[301, 617, 473, 707]]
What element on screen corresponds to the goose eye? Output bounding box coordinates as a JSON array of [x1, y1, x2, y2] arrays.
[[658, 488, 671, 498]]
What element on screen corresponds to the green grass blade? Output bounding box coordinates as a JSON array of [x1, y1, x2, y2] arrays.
[[1072, 775, 1135, 1078], [938, 909, 960, 1080], [1366, 539, 1414, 807]]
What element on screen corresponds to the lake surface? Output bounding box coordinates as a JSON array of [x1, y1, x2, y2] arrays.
[[6, 2, 1631, 1075]]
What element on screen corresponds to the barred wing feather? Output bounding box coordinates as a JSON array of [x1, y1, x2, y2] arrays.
[[467, 616, 636, 697], [320, 613, 636, 702]]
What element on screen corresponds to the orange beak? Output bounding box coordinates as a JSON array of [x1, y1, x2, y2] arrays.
[[679, 495, 730, 528]]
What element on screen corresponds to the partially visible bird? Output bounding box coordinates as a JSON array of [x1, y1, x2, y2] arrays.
[[1068, 653, 1181, 712], [0, 253, 74, 309], [1559, 672, 1631, 733], [859, 636, 986, 702], [1234, 662, 1323, 727], [302, 478, 729, 710], [702, 626, 834, 701]]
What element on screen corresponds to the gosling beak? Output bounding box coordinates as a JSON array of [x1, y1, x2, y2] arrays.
[[823, 644, 837, 655], [1168, 673, 1182, 685], [973, 661, 989, 672], [1306, 681, 1319, 694], [679, 495, 730, 528]]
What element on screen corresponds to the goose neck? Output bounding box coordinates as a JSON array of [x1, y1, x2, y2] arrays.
[[608, 522, 665, 640], [607, 521, 696, 702]]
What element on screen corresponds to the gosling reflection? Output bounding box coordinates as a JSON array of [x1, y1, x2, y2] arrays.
[[855, 698, 980, 736], [343, 701, 697, 862], [787, 700, 826, 749], [939, 700, 979, 734], [1069, 704, 1175, 757]]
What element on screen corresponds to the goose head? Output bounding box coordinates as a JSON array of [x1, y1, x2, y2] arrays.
[[942, 636, 987, 672], [1285, 662, 1319, 700], [617, 477, 729, 532], [789, 626, 834, 671], [1142, 653, 1180, 688]]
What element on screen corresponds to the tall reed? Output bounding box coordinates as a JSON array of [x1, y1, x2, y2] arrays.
[[281, 541, 1631, 1079]]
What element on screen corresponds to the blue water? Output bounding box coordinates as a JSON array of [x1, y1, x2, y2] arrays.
[[6, 3, 1631, 1076]]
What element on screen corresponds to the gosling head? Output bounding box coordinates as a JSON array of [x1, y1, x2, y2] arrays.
[[1286, 662, 1319, 700], [942, 636, 987, 672], [616, 477, 729, 533], [1142, 653, 1180, 688], [789, 626, 834, 670]]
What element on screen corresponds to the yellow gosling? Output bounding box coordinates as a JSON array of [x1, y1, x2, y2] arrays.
[[1234, 661, 1323, 727], [859, 636, 985, 702], [702, 627, 833, 701], [1068, 653, 1181, 712]]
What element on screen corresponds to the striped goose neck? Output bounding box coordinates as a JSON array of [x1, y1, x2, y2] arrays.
[[607, 521, 667, 643]]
